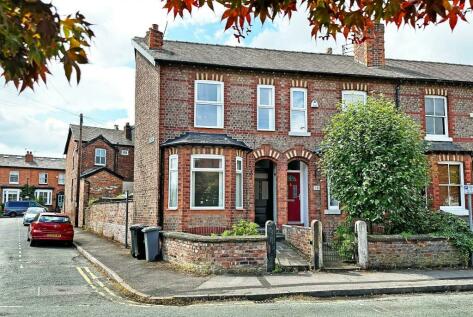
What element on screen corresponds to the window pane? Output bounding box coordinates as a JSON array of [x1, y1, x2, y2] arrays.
[[236, 160, 242, 171], [236, 174, 242, 208], [169, 171, 178, 208], [196, 103, 220, 127], [329, 196, 339, 208], [426, 117, 435, 135], [449, 165, 460, 184], [438, 165, 449, 184], [194, 158, 222, 169], [258, 107, 274, 130], [259, 87, 272, 105], [449, 186, 461, 206], [292, 91, 305, 109], [291, 110, 306, 132], [170, 157, 178, 170], [197, 83, 221, 102], [425, 98, 435, 115], [440, 186, 449, 206], [343, 93, 365, 107], [434, 117, 445, 135], [193, 171, 220, 207], [434, 98, 445, 116]]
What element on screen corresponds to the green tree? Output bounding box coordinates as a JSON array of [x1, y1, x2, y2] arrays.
[[20, 184, 36, 200], [164, 0, 470, 41], [0, 0, 94, 91], [321, 97, 429, 232]]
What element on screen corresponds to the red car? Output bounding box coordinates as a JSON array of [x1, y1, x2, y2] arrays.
[[27, 213, 74, 246]]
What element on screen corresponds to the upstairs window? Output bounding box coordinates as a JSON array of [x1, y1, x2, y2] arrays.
[[58, 173, 65, 185], [194, 81, 224, 128], [95, 148, 106, 166], [425, 96, 449, 141], [235, 157, 243, 209], [39, 173, 48, 185], [168, 155, 178, 209], [257, 85, 275, 131], [438, 162, 465, 214], [290, 88, 308, 135], [191, 155, 224, 209], [9, 171, 19, 184], [341, 90, 367, 109]]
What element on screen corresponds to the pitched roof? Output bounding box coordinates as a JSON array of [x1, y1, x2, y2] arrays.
[[80, 166, 124, 179], [0, 154, 65, 170], [425, 141, 472, 153], [161, 132, 251, 150], [132, 38, 473, 84], [69, 125, 134, 146]]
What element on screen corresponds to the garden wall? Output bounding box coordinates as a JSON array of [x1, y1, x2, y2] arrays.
[[161, 232, 267, 273], [85, 199, 133, 245], [282, 225, 312, 259], [367, 234, 465, 269]]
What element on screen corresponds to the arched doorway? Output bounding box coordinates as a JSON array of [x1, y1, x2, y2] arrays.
[[287, 160, 309, 226], [254, 159, 277, 227]]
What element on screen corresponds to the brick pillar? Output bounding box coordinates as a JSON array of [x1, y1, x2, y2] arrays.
[[277, 161, 288, 227]]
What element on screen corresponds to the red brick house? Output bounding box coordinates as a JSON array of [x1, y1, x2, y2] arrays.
[[0, 151, 65, 211], [63, 124, 134, 224], [131, 24, 473, 235]]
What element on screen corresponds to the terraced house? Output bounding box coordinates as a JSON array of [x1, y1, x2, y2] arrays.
[[132, 23, 473, 236]]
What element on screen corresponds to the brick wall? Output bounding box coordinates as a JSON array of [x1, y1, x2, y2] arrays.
[[85, 200, 134, 245], [367, 235, 466, 269], [161, 231, 267, 273], [133, 53, 161, 226], [282, 225, 312, 259]]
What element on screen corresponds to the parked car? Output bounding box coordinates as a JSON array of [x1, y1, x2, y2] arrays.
[[4, 201, 45, 217], [27, 213, 74, 247], [23, 207, 47, 226]]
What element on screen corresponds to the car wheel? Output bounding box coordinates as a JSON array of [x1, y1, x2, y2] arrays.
[[9, 212, 17, 217], [29, 239, 36, 247]]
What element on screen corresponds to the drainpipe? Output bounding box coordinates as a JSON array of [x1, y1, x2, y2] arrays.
[[395, 81, 402, 108]]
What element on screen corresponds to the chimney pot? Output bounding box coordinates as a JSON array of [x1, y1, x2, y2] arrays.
[[353, 23, 385, 67], [114, 124, 119, 130], [147, 24, 164, 50], [125, 122, 132, 140]]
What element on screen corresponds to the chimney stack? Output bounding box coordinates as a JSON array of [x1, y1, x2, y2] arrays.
[[124, 122, 132, 140], [114, 124, 119, 130], [353, 23, 385, 67], [25, 151, 33, 163], [147, 24, 163, 50]]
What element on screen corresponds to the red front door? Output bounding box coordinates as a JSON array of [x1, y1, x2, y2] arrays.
[[287, 172, 301, 222]]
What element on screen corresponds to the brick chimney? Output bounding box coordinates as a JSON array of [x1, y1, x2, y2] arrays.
[[25, 151, 33, 163], [147, 24, 163, 50], [124, 122, 132, 140], [353, 23, 385, 67]]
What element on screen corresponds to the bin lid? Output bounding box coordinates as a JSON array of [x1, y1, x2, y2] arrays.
[[142, 226, 159, 233], [130, 224, 148, 230]]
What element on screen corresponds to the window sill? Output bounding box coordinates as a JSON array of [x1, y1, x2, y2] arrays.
[[257, 129, 275, 132], [425, 135, 453, 142], [94, 164, 106, 167], [324, 209, 341, 215], [190, 207, 225, 211], [194, 125, 224, 129], [440, 207, 468, 216], [289, 131, 311, 137], [9, 183, 19, 185]]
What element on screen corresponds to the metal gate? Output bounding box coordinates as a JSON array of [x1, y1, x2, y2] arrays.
[[322, 232, 358, 269]]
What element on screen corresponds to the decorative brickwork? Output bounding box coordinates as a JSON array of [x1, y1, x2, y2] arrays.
[[161, 231, 267, 273], [282, 224, 312, 259], [367, 235, 465, 269]]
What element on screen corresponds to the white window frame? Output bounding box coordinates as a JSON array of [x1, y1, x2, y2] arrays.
[[58, 173, 65, 185], [257, 85, 275, 131], [95, 148, 106, 166], [289, 88, 310, 136], [168, 154, 178, 210], [57, 193, 64, 209], [9, 171, 19, 184], [190, 154, 225, 210], [2, 188, 21, 203], [424, 95, 452, 142], [235, 157, 244, 209], [34, 189, 52, 206], [438, 161, 466, 215], [325, 178, 341, 215], [39, 172, 48, 185], [194, 80, 224, 129], [341, 90, 367, 110], [121, 149, 129, 156]]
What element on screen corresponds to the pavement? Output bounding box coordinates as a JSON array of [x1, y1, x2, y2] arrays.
[[3, 217, 473, 316], [73, 229, 473, 304]]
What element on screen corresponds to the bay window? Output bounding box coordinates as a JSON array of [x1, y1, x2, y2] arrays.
[[2, 189, 20, 203], [191, 155, 224, 209], [425, 96, 450, 141], [35, 189, 52, 205], [257, 85, 275, 131], [290, 88, 308, 135], [194, 81, 224, 128], [168, 155, 178, 209], [235, 157, 243, 209]]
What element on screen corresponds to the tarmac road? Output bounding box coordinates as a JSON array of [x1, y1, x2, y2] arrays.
[[2, 216, 473, 317]]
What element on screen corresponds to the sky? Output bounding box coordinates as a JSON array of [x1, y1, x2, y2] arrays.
[[0, 1, 472, 158]]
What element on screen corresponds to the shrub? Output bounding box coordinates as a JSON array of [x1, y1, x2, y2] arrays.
[[332, 223, 357, 260], [221, 220, 260, 236]]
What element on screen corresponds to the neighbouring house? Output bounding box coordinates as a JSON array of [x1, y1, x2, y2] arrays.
[[63, 124, 134, 225], [131, 23, 473, 236], [0, 151, 65, 211]]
